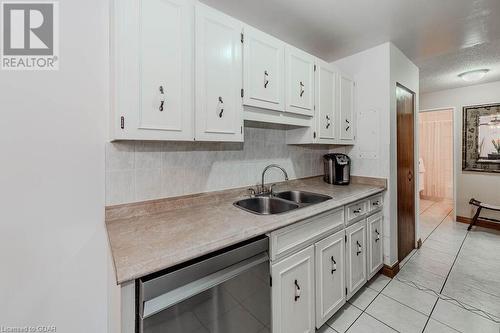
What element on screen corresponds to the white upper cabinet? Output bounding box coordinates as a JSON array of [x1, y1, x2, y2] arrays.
[[195, 4, 243, 142], [111, 0, 194, 141], [315, 59, 337, 142], [339, 73, 356, 142], [243, 25, 285, 111], [285, 45, 315, 116]]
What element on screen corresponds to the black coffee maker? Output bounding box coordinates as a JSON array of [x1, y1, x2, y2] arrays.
[[323, 153, 351, 185]]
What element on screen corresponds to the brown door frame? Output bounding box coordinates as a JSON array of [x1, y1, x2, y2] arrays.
[[396, 83, 416, 262]]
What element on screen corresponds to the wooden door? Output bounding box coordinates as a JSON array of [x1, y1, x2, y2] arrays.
[[195, 3, 243, 142], [396, 84, 416, 262], [271, 245, 315, 333], [314, 230, 345, 328], [243, 25, 285, 111]]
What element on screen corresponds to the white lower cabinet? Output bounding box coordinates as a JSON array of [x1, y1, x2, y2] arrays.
[[345, 219, 367, 299], [367, 212, 384, 279], [270, 195, 384, 332], [271, 245, 315, 333], [314, 230, 345, 328]]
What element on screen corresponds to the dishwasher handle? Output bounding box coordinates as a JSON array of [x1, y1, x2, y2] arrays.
[[142, 251, 268, 319]]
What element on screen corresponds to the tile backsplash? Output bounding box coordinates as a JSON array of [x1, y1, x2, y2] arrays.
[[106, 127, 344, 205]]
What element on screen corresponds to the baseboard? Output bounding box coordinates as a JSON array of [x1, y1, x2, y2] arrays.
[[381, 261, 400, 278], [456, 215, 500, 231]]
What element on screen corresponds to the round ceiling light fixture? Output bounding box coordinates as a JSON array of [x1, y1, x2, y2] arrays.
[[458, 69, 490, 82]]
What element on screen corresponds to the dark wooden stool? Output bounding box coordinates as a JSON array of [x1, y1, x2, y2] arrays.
[[468, 198, 500, 231]]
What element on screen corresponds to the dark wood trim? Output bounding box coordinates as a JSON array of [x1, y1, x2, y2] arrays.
[[457, 215, 500, 231], [381, 261, 400, 278]]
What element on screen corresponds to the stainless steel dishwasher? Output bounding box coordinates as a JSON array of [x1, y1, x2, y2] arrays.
[[136, 235, 270, 333]]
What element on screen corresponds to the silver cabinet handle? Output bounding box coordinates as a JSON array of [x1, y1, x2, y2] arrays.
[[326, 115, 331, 129], [300, 81, 305, 97], [353, 208, 362, 214], [372, 201, 380, 206], [375, 229, 380, 242], [356, 241, 362, 256], [331, 256, 337, 274], [218, 96, 224, 118], [264, 70, 269, 88], [345, 119, 350, 131], [159, 86, 165, 111]]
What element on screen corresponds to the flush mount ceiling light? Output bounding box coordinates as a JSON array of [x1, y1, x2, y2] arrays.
[[458, 69, 490, 82]]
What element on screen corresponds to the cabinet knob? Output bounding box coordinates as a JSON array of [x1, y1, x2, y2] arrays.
[[294, 279, 301, 301], [218, 96, 224, 118], [299, 81, 305, 97], [356, 241, 362, 256], [331, 256, 337, 274], [264, 70, 269, 88]]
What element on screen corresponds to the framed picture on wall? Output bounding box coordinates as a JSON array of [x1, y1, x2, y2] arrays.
[[462, 103, 500, 173]]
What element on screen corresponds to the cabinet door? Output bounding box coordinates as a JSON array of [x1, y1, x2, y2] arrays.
[[112, 0, 194, 141], [367, 212, 384, 279], [339, 74, 355, 142], [195, 4, 243, 142], [345, 220, 367, 299], [315, 230, 345, 328], [243, 25, 285, 111], [285, 45, 314, 117], [272, 245, 315, 333], [315, 59, 336, 142]]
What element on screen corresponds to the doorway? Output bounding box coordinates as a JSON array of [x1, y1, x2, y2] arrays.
[[418, 109, 454, 241], [396, 84, 416, 262]]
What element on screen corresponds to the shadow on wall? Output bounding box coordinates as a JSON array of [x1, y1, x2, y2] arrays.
[[105, 127, 346, 205]]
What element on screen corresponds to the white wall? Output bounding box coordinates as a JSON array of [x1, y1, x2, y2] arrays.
[[420, 81, 500, 220], [334, 42, 420, 266], [333, 43, 394, 265], [0, 0, 109, 332]]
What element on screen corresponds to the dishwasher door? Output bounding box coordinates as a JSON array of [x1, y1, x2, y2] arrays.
[[137, 236, 270, 333]]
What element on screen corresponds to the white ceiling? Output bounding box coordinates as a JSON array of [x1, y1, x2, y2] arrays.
[[200, 0, 500, 93]]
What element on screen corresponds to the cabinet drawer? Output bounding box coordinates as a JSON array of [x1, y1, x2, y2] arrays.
[[368, 194, 383, 212], [269, 208, 344, 261], [345, 200, 368, 225]]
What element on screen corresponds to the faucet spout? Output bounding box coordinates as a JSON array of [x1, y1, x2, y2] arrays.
[[261, 164, 289, 193]]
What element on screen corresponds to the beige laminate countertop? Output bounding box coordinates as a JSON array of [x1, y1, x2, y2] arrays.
[[106, 176, 385, 284]]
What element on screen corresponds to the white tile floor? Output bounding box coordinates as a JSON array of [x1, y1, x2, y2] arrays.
[[321, 199, 500, 333]]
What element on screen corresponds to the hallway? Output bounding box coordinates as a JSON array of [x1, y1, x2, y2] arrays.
[[322, 209, 500, 332]]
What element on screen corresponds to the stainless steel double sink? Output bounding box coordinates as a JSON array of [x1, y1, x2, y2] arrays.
[[234, 190, 332, 215]]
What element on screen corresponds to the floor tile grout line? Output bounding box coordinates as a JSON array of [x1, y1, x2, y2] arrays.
[[419, 199, 439, 215], [420, 213, 470, 332], [419, 207, 454, 243], [400, 207, 453, 271]]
